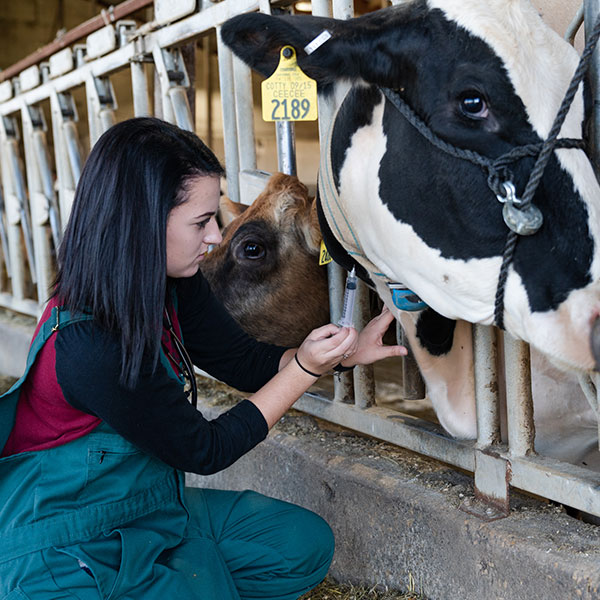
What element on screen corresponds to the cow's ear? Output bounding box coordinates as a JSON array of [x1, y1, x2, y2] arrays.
[[219, 196, 247, 227], [221, 7, 424, 89], [221, 13, 342, 79]]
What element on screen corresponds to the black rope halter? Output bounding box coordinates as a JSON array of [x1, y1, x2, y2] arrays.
[[380, 12, 600, 330]]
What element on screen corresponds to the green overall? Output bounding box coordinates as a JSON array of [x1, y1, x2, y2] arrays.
[[0, 308, 334, 600]]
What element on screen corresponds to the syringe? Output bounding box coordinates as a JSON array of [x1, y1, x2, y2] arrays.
[[338, 267, 357, 328]]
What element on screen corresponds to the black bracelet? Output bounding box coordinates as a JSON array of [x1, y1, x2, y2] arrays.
[[294, 353, 321, 378], [333, 363, 355, 373]]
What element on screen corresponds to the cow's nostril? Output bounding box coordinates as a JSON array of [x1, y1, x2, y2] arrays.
[[591, 316, 600, 371]]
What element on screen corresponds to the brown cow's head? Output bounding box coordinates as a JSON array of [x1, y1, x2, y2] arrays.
[[201, 173, 330, 347]]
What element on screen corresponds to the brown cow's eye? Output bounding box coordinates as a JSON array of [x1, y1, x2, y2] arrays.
[[460, 92, 488, 119], [243, 241, 265, 259]]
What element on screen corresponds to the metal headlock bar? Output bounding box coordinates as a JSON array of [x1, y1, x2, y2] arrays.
[[1, 0, 600, 521]]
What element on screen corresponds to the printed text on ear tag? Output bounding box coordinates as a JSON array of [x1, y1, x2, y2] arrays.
[[261, 46, 318, 122], [319, 240, 332, 266]]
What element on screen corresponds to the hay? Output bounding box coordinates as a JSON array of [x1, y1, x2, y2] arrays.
[[301, 577, 424, 599]]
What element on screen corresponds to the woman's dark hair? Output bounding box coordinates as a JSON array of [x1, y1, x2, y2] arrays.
[[53, 117, 224, 387]]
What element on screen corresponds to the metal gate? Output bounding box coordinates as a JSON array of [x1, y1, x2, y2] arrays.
[[1, 0, 600, 521]]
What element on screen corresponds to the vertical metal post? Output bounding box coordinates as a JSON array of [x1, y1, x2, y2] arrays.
[[20, 104, 54, 302], [216, 25, 241, 203], [131, 38, 151, 117], [328, 260, 353, 403], [232, 55, 257, 174], [275, 121, 297, 176], [354, 279, 375, 408], [396, 322, 426, 399], [473, 324, 501, 447], [50, 91, 80, 227], [504, 333, 535, 457], [0, 119, 28, 301], [585, 0, 600, 168]]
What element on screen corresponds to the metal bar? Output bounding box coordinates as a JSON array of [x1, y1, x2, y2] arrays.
[[0, 120, 29, 302], [585, 0, 600, 168], [50, 91, 79, 228], [0, 0, 154, 83], [275, 121, 297, 176], [296, 392, 475, 472], [565, 3, 585, 45], [131, 38, 151, 117], [63, 121, 83, 184], [328, 261, 353, 403], [6, 138, 36, 284], [354, 279, 375, 409], [232, 55, 257, 173], [396, 321, 425, 400], [32, 130, 62, 251], [504, 334, 535, 457], [509, 453, 600, 517], [216, 26, 241, 203], [168, 87, 194, 131], [20, 105, 54, 302], [0, 187, 12, 278], [473, 324, 501, 447]]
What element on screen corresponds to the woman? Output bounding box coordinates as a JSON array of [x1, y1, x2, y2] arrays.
[[0, 118, 406, 599]]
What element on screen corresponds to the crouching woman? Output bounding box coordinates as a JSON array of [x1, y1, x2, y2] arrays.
[[0, 117, 405, 599]]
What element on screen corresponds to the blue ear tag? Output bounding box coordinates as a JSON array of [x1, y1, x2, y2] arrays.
[[388, 283, 428, 311]]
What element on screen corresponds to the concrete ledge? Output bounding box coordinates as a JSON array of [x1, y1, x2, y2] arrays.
[[1, 318, 600, 599], [192, 386, 600, 600]]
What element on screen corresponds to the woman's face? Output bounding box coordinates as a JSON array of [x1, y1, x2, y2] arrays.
[[166, 175, 222, 278]]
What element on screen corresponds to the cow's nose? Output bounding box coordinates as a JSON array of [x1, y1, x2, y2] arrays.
[[592, 316, 600, 371]]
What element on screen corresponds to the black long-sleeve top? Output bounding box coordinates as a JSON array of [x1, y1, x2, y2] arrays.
[[8, 272, 287, 474]]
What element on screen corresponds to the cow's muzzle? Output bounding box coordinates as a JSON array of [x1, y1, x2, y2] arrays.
[[592, 316, 600, 371]]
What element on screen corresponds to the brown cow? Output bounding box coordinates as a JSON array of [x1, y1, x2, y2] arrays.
[[201, 173, 330, 347]]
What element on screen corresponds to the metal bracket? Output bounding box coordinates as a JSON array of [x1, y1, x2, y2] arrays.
[[460, 448, 510, 521]]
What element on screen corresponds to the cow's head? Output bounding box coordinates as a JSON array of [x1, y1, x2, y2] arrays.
[[222, 0, 600, 374], [201, 173, 329, 347]]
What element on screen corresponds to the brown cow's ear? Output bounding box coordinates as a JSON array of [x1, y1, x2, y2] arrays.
[[300, 198, 323, 254], [219, 196, 247, 227]]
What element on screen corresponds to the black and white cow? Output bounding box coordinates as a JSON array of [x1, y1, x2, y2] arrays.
[[222, 1, 600, 449]]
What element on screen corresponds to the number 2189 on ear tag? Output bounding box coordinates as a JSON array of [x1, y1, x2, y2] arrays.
[[261, 46, 318, 122]]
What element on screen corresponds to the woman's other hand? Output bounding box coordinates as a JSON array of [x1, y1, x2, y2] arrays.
[[342, 306, 407, 367]]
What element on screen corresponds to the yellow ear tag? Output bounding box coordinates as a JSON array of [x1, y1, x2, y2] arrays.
[[261, 46, 318, 122], [319, 240, 332, 266]]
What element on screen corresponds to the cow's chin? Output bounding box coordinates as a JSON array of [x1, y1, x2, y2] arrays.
[[507, 284, 600, 375]]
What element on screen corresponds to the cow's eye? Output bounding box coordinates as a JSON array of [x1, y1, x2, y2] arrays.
[[243, 241, 265, 260], [460, 92, 488, 119]]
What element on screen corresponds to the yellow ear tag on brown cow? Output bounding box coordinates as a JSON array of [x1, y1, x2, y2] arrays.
[[261, 46, 318, 122], [319, 240, 332, 266]]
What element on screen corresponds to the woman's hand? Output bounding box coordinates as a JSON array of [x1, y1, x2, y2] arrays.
[[342, 306, 407, 367], [295, 323, 358, 376]]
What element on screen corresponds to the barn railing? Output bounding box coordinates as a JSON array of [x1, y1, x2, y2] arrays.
[[1, 0, 600, 521]]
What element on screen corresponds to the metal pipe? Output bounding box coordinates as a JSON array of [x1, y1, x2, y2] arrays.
[[0, 187, 11, 278], [0, 0, 154, 83], [63, 121, 83, 184], [216, 26, 241, 203], [275, 121, 297, 176], [7, 141, 36, 283], [32, 131, 62, 251], [504, 334, 535, 457], [168, 87, 194, 131], [585, 0, 600, 168], [232, 55, 257, 173], [565, 3, 585, 45], [473, 324, 501, 447], [354, 279, 375, 409]]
